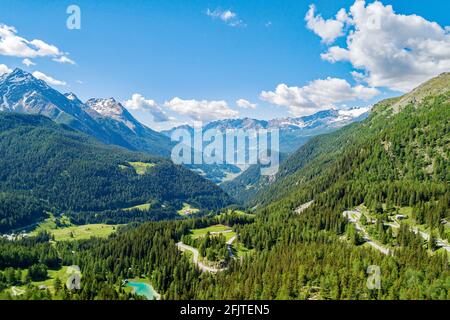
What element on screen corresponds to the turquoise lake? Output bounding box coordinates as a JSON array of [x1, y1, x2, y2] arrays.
[[127, 281, 159, 300]]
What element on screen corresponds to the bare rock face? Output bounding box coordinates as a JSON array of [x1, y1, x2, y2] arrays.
[[86, 98, 137, 131]]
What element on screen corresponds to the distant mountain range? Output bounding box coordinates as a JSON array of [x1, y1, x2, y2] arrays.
[[163, 107, 370, 183], [0, 68, 369, 185], [0, 69, 172, 157], [163, 107, 370, 155]]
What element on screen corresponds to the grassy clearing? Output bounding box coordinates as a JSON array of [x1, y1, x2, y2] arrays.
[[123, 202, 152, 211], [9, 266, 79, 297], [128, 161, 155, 175], [30, 213, 72, 235], [191, 224, 237, 242], [50, 224, 119, 241], [216, 209, 255, 219], [29, 213, 119, 242], [233, 242, 254, 257], [177, 203, 200, 216], [223, 231, 237, 242], [191, 224, 231, 239]]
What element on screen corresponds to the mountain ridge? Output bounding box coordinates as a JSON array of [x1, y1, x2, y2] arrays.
[[163, 107, 369, 138], [0, 69, 172, 157]]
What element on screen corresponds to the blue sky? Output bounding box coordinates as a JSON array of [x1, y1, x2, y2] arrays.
[[0, 0, 449, 130]]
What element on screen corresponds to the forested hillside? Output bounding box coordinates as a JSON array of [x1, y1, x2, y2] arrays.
[[239, 73, 449, 210], [0, 113, 232, 232], [0, 74, 448, 301], [221, 152, 289, 203]]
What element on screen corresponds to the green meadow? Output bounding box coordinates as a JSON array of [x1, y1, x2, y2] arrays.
[[128, 161, 156, 175], [177, 203, 200, 216]]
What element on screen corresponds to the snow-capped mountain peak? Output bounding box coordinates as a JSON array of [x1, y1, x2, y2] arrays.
[[337, 106, 371, 118], [65, 92, 79, 100], [0, 68, 49, 96], [163, 107, 370, 154], [0, 68, 172, 157], [86, 98, 124, 117], [85, 98, 137, 131], [2, 68, 38, 84]]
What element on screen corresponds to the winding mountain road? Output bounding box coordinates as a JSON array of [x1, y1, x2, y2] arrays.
[[343, 210, 391, 255], [176, 242, 226, 273], [410, 227, 450, 253], [176, 231, 238, 273], [344, 210, 450, 254]]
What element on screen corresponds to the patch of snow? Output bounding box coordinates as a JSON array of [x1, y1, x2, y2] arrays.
[[338, 107, 371, 118], [86, 98, 137, 131]]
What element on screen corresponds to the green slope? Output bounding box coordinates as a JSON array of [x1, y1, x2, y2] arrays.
[[244, 72, 449, 210], [0, 113, 233, 232]]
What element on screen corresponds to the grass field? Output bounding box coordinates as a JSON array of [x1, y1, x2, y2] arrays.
[[177, 203, 200, 216], [30, 213, 72, 235], [128, 161, 155, 175], [49, 224, 119, 241], [191, 224, 232, 239], [123, 202, 152, 211], [28, 213, 120, 242]]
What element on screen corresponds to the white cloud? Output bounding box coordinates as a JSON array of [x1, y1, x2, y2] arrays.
[[29, 39, 60, 56], [32, 71, 66, 86], [52, 55, 76, 65], [22, 58, 35, 66], [0, 64, 11, 75], [206, 9, 246, 27], [236, 99, 257, 109], [311, 0, 450, 92], [260, 77, 379, 116], [0, 24, 76, 64], [164, 97, 239, 122], [305, 4, 349, 44], [124, 93, 169, 123]]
